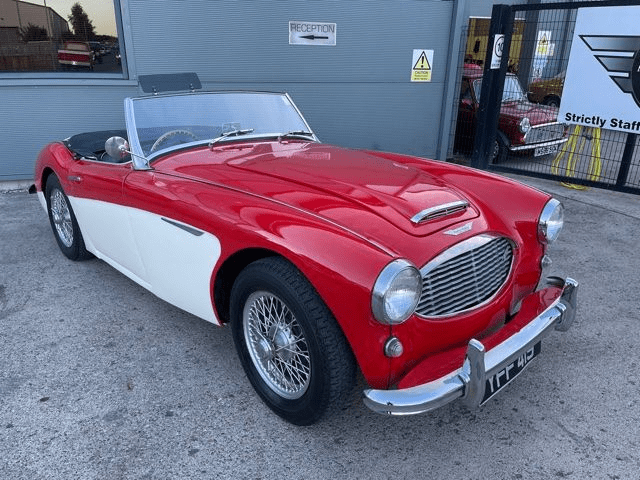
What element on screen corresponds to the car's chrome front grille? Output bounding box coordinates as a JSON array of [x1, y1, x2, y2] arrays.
[[416, 235, 513, 318], [525, 122, 565, 145]]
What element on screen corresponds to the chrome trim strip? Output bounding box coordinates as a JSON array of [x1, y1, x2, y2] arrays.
[[410, 200, 468, 224], [362, 277, 578, 416], [161, 217, 204, 236], [509, 136, 568, 152]]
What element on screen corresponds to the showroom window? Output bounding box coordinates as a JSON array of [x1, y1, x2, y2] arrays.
[[0, 0, 124, 75]]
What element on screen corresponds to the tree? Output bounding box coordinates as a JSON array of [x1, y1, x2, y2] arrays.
[[68, 3, 96, 41], [19, 23, 49, 42]]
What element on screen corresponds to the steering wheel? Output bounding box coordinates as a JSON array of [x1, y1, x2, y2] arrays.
[[150, 129, 198, 153]]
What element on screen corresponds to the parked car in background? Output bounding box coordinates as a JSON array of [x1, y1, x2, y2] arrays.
[[528, 71, 565, 107], [455, 65, 568, 162], [31, 74, 578, 425], [88, 41, 104, 64], [57, 41, 94, 70]]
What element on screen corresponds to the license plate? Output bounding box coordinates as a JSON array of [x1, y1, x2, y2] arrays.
[[481, 342, 541, 405], [534, 144, 558, 156]]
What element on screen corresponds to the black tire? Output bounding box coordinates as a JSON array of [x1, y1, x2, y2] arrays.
[[543, 96, 560, 108], [490, 133, 508, 164], [45, 175, 93, 261], [230, 257, 355, 425]]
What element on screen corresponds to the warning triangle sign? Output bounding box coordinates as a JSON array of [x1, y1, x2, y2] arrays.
[[413, 51, 431, 71]]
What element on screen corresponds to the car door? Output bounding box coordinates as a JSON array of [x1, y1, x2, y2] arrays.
[[65, 159, 149, 284], [455, 79, 478, 151]]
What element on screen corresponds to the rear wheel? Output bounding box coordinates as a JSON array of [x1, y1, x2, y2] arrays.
[[543, 96, 560, 108], [230, 257, 355, 425], [45, 175, 92, 261]]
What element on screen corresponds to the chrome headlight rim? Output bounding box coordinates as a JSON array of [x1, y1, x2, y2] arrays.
[[372, 259, 422, 325], [538, 198, 564, 244], [519, 117, 531, 134]]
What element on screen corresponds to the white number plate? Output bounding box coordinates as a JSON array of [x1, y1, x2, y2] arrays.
[[534, 144, 559, 157]]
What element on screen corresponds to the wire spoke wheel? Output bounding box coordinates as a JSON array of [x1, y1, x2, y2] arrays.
[[243, 291, 311, 399], [45, 174, 92, 261], [230, 257, 355, 425], [50, 188, 74, 248]]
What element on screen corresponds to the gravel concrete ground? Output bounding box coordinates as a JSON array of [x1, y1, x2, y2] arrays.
[[1, 174, 638, 479]]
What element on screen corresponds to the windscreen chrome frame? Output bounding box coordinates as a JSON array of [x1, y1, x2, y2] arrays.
[[123, 91, 318, 170]]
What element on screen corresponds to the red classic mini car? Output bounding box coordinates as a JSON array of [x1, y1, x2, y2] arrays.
[[456, 65, 568, 161], [31, 74, 577, 425]]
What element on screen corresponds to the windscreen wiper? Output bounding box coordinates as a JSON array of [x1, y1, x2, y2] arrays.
[[209, 128, 255, 147], [278, 130, 316, 141]]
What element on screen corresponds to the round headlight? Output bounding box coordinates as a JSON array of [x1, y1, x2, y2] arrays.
[[372, 259, 422, 325], [538, 198, 564, 243], [519, 117, 531, 134]]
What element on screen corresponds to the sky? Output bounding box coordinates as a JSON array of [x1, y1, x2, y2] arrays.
[[40, 0, 117, 37]]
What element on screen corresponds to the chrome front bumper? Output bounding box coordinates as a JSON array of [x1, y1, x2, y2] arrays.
[[363, 277, 578, 416], [509, 136, 568, 152]]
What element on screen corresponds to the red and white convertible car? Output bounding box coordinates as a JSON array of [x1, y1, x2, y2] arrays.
[[31, 74, 577, 425]]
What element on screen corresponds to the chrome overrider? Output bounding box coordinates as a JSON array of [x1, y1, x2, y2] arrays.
[[363, 276, 578, 416]]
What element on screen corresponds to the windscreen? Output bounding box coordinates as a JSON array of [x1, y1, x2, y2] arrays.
[[127, 92, 311, 157]]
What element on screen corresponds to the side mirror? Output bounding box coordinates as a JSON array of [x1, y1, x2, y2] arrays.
[[105, 136, 130, 160], [105, 136, 152, 170]]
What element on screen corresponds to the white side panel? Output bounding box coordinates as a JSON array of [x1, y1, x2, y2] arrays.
[[68, 197, 221, 324], [69, 196, 148, 282], [128, 209, 221, 324]]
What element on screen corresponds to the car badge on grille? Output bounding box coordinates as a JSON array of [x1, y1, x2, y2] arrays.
[[444, 221, 473, 236]]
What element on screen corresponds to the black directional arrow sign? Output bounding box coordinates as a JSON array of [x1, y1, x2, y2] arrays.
[[289, 21, 336, 45], [300, 35, 329, 40]]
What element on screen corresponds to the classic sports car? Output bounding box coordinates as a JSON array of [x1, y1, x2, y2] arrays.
[[455, 65, 568, 161], [31, 74, 578, 425]]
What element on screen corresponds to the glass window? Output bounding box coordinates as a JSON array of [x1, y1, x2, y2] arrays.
[[127, 92, 313, 158], [472, 75, 527, 104], [0, 0, 123, 75]]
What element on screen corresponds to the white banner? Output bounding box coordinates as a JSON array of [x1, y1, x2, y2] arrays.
[[558, 6, 640, 133]]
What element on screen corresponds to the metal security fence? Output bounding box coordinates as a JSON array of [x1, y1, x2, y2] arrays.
[[450, 0, 640, 195]]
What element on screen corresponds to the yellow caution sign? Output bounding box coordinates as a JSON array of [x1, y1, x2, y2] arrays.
[[411, 49, 433, 82], [536, 31, 551, 56]]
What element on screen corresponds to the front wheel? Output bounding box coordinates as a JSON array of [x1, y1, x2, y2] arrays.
[[490, 134, 509, 164], [45, 175, 92, 261], [230, 257, 355, 425]]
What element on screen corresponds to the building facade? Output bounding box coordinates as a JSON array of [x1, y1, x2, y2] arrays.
[[0, 0, 500, 182]]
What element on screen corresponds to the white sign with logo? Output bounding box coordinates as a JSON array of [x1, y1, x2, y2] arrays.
[[559, 6, 640, 133]]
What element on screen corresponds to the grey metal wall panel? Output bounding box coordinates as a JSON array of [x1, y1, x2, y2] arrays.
[[126, 0, 453, 158], [129, 0, 453, 83], [1, 0, 460, 180], [0, 85, 137, 179]]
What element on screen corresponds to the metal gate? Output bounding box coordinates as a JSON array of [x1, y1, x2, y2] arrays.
[[452, 0, 640, 195]]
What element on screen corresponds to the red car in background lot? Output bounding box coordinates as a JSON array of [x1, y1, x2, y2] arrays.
[[456, 65, 568, 161], [31, 75, 578, 424], [57, 41, 95, 70]]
